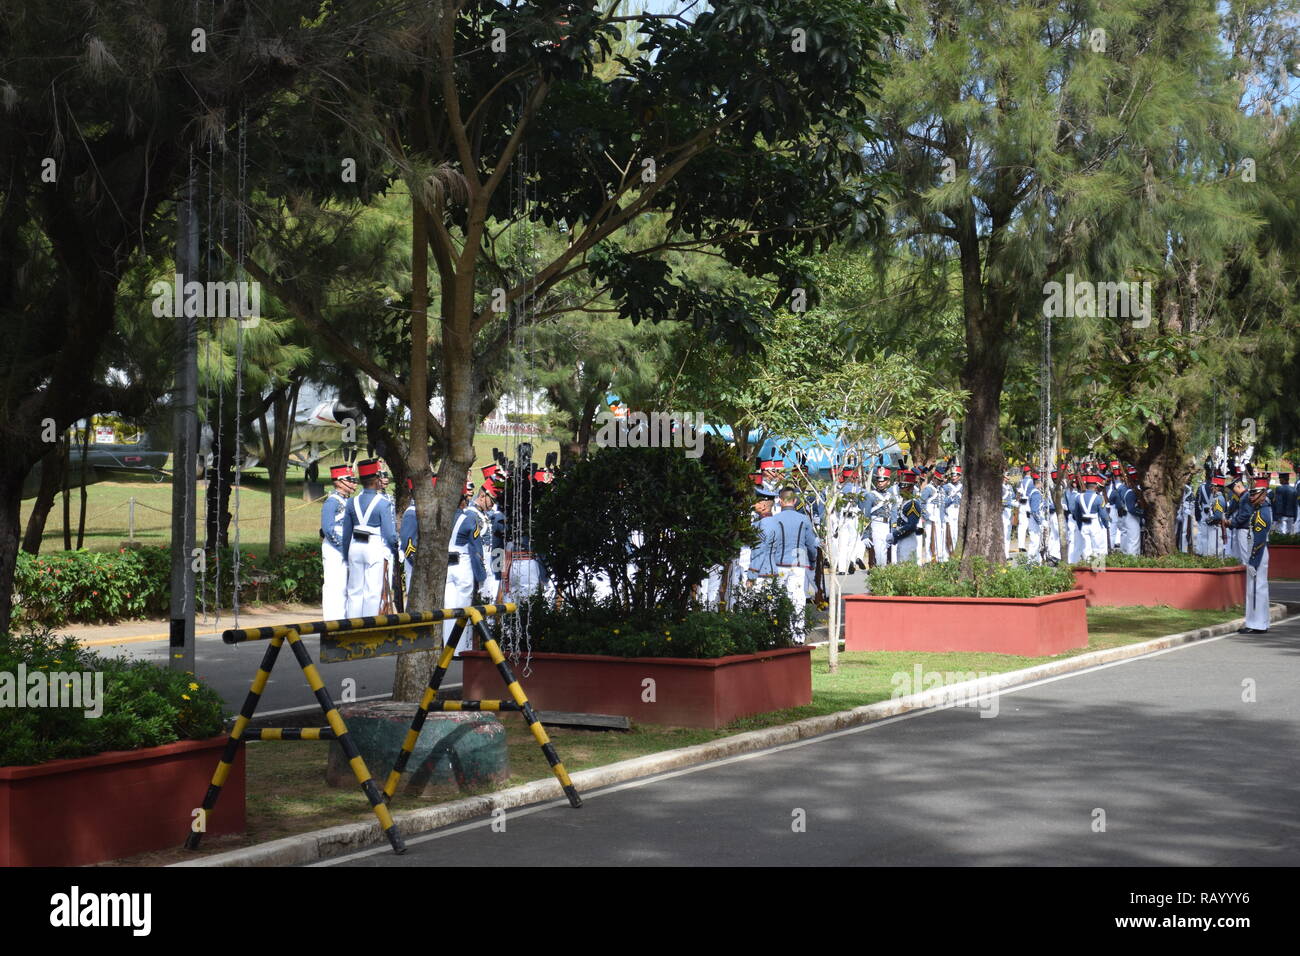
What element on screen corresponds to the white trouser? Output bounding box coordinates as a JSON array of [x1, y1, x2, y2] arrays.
[[345, 537, 386, 618], [895, 533, 918, 565], [727, 547, 751, 608], [1274, 516, 1295, 534], [1195, 519, 1214, 556], [1016, 504, 1030, 550], [869, 519, 890, 566], [443, 556, 476, 650], [1235, 529, 1250, 566], [698, 566, 723, 609], [1065, 517, 1081, 563], [1025, 526, 1042, 562], [1245, 549, 1270, 630], [1120, 515, 1141, 555], [1003, 511, 1012, 558], [1079, 520, 1107, 563], [777, 566, 808, 643], [322, 542, 348, 620], [1107, 506, 1119, 550], [1047, 513, 1062, 560], [928, 503, 946, 561], [945, 511, 958, 555]]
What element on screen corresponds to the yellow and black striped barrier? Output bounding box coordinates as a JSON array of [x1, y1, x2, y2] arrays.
[[382, 607, 583, 809], [185, 602, 581, 857]]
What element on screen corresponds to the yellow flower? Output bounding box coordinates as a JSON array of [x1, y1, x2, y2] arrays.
[[664, 630, 670, 635], [188, 682, 200, 691], [613, 629, 620, 634], [181, 694, 191, 701]]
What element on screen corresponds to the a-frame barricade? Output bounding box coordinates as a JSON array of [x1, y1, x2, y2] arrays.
[[183, 603, 579, 857]]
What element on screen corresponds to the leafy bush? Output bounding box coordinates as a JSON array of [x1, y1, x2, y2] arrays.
[[869, 558, 1077, 598], [0, 629, 225, 767], [511, 578, 795, 659], [533, 437, 755, 616], [1075, 553, 1241, 569], [1271, 533, 1300, 546], [13, 543, 325, 627]]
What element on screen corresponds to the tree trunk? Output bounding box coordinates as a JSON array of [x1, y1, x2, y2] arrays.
[[61, 436, 72, 551], [76, 425, 90, 549], [266, 379, 300, 558], [22, 438, 67, 554], [957, 285, 1009, 571], [0, 466, 26, 633], [1131, 405, 1192, 557]]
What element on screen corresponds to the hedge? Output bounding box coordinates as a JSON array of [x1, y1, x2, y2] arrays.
[[869, 558, 1077, 598], [13, 544, 324, 628], [0, 629, 225, 767]]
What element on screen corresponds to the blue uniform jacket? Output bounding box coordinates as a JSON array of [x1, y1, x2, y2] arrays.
[[749, 514, 781, 578], [1121, 487, 1144, 519], [1249, 503, 1272, 570], [1072, 491, 1110, 528], [450, 507, 487, 584], [769, 508, 819, 568], [400, 504, 418, 562], [341, 488, 398, 559], [1273, 484, 1297, 519], [891, 498, 923, 541], [321, 492, 349, 553]]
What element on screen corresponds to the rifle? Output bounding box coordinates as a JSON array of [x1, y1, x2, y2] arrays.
[[379, 556, 395, 615]]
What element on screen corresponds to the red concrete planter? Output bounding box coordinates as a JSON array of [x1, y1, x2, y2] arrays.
[[1072, 566, 1245, 609], [1271, 545, 1300, 579], [844, 590, 1088, 656], [460, 647, 812, 729], [0, 736, 244, 866]]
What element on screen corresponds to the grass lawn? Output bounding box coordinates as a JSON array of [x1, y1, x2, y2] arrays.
[[105, 604, 1241, 865], [24, 433, 559, 557]]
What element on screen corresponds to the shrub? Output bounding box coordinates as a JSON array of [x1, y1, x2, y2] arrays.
[[13, 543, 325, 628], [1271, 533, 1300, 546], [510, 577, 795, 659], [0, 628, 225, 767], [1075, 553, 1241, 569], [532, 437, 755, 617], [868, 558, 1077, 598]]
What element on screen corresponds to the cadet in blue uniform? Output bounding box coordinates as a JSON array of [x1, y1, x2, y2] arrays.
[[746, 488, 780, 583], [1002, 473, 1016, 558], [1118, 470, 1144, 555], [444, 482, 489, 654], [1272, 472, 1296, 534], [1025, 472, 1046, 562], [320, 464, 356, 620], [889, 470, 924, 564], [342, 459, 398, 617], [1073, 474, 1110, 563], [1240, 477, 1272, 633], [400, 478, 420, 596], [864, 466, 893, 567], [1015, 466, 1035, 552], [772, 486, 820, 643]]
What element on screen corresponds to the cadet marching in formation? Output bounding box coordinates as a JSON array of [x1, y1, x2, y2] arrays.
[[323, 447, 1291, 647]]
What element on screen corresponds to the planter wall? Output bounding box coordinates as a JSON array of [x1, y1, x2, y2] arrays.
[[844, 590, 1088, 656], [1072, 566, 1245, 609], [1271, 545, 1300, 579], [0, 736, 245, 866], [461, 646, 812, 729]]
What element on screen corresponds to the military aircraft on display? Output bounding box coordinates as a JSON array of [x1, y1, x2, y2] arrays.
[[21, 383, 363, 497]]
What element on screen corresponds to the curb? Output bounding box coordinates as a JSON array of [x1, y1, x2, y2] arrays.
[[174, 602, 1294, 867]]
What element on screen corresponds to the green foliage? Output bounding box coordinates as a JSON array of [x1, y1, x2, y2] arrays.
[[516, 577, 795, 659], [0, 629, 225, 767], [869, 558, 1076, 598], [13, 544, 324, 628], [533, 438, 755, 616], [1270, 533, 1300, 546], [1076, 554, 1241, 569]]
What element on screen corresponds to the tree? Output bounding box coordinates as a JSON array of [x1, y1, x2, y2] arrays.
[[246, 0, 904, 699], [747, 309, 960, 671], [0, 0, 363, 631]]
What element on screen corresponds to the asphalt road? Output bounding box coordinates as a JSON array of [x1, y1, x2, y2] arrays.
[[321, 607, 1300, 867], [96, 631, 464, 719]]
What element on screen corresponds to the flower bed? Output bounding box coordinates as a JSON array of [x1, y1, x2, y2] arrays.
[[0, 629, 237, 865], [1070, 555, 1245, 608], [849, 559, 1087, 655], [461, 646, 812, 729]]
